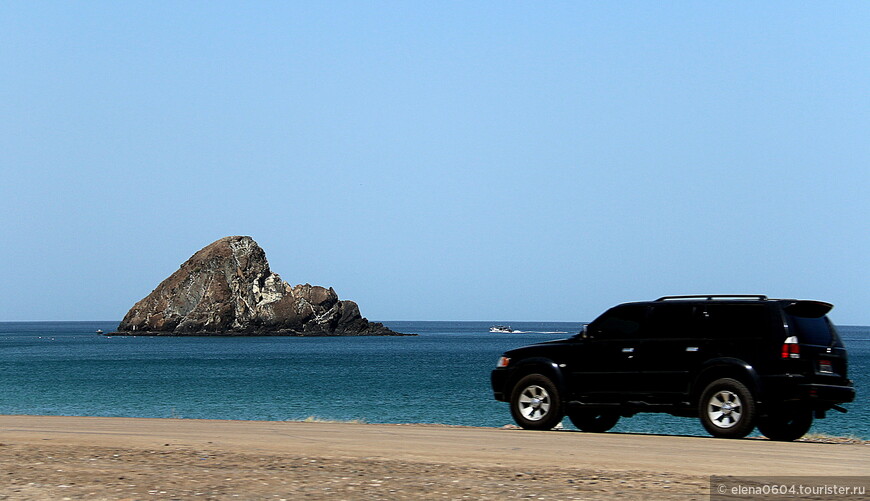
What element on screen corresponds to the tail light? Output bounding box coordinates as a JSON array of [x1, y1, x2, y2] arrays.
[[496, 356, 511, 368], [781, 335, 800, 359], [818, 359, 833, 374]]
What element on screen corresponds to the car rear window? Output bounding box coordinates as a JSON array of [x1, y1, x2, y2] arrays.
[[786, 314, 836, 346]]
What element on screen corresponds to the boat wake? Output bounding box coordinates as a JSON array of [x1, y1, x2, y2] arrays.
[[502, 330, 568, 334], [489, 325, 569, 334]]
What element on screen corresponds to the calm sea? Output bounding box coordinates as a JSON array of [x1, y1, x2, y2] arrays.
[[0, 321, 866, 439]]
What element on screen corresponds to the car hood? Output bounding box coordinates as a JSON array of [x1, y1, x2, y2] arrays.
[[505, 338, 572, 355]]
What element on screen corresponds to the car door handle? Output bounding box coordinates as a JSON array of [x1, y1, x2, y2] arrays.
[[685, 346, 699, 352], [621, 347, 635, 353]]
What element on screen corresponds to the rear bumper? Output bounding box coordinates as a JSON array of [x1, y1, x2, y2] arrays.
[[761, 375, 854, 405], [794, 383, 855, 403]]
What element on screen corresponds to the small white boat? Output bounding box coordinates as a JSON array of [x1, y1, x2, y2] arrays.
[[489, 325, 515, 333]]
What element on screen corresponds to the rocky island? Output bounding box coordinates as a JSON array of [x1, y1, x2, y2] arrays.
[[109, 236, 409, 336]]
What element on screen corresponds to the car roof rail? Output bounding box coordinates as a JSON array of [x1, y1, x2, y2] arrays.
[[655, 294, 769, 301]]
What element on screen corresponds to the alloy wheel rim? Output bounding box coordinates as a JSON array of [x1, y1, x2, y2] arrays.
[[707, 390, 743, 429], [518, 385, 551, 421]]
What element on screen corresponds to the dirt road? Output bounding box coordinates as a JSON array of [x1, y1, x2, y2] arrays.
[[0, 415, 866, 500]]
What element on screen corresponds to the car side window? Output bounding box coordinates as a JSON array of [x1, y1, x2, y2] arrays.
[[704, 304, 770, 339], [644, 303, 698, 339], [588, 304, 647, 340]]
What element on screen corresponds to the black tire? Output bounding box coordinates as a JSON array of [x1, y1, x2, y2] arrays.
[[510, 374, 564, 430], [568, 410, 620, 433], [757, 407, 813, 442], [698, 378, 757, 439]]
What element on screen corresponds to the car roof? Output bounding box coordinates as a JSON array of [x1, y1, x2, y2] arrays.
[[615, 296, 833, 316]]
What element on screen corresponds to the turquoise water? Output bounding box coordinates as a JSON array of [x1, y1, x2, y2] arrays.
[[0, 321, 866, 438]]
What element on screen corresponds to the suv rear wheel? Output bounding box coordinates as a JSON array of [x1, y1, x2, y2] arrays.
[[568, 410, 620, 433], [757, 406, 813, 442], [510, 374, 564, 430], [699, 378, 757, 439]]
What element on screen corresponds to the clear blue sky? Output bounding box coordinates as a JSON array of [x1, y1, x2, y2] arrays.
[[2, 2, 868, 324]]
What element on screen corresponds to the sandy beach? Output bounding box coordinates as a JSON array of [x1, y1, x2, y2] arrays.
[[0, 415, 867, 500]]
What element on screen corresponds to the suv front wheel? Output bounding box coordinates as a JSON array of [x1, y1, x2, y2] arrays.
[[510, 374, 564, 430], [699, 378, 757, 439]]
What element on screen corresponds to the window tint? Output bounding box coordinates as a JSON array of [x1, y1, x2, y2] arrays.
[[704, 304, 770, 339], [645, 303, 697, 338], [590, 304, 647, 339], [787, 315, 834, 346]]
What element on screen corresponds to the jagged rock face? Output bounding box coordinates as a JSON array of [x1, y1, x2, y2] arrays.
[[115, 236, 402, 336]]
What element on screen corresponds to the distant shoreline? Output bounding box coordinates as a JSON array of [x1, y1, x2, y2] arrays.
[[104, 330, 417, 337], [2, 320, 868, 328]]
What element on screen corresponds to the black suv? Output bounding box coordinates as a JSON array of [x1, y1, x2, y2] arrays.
[[491, 295, 855, 441]]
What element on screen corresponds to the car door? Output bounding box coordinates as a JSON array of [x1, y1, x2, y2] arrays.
[[568, 303, 647, 400], [635, 302, 706, 399]]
